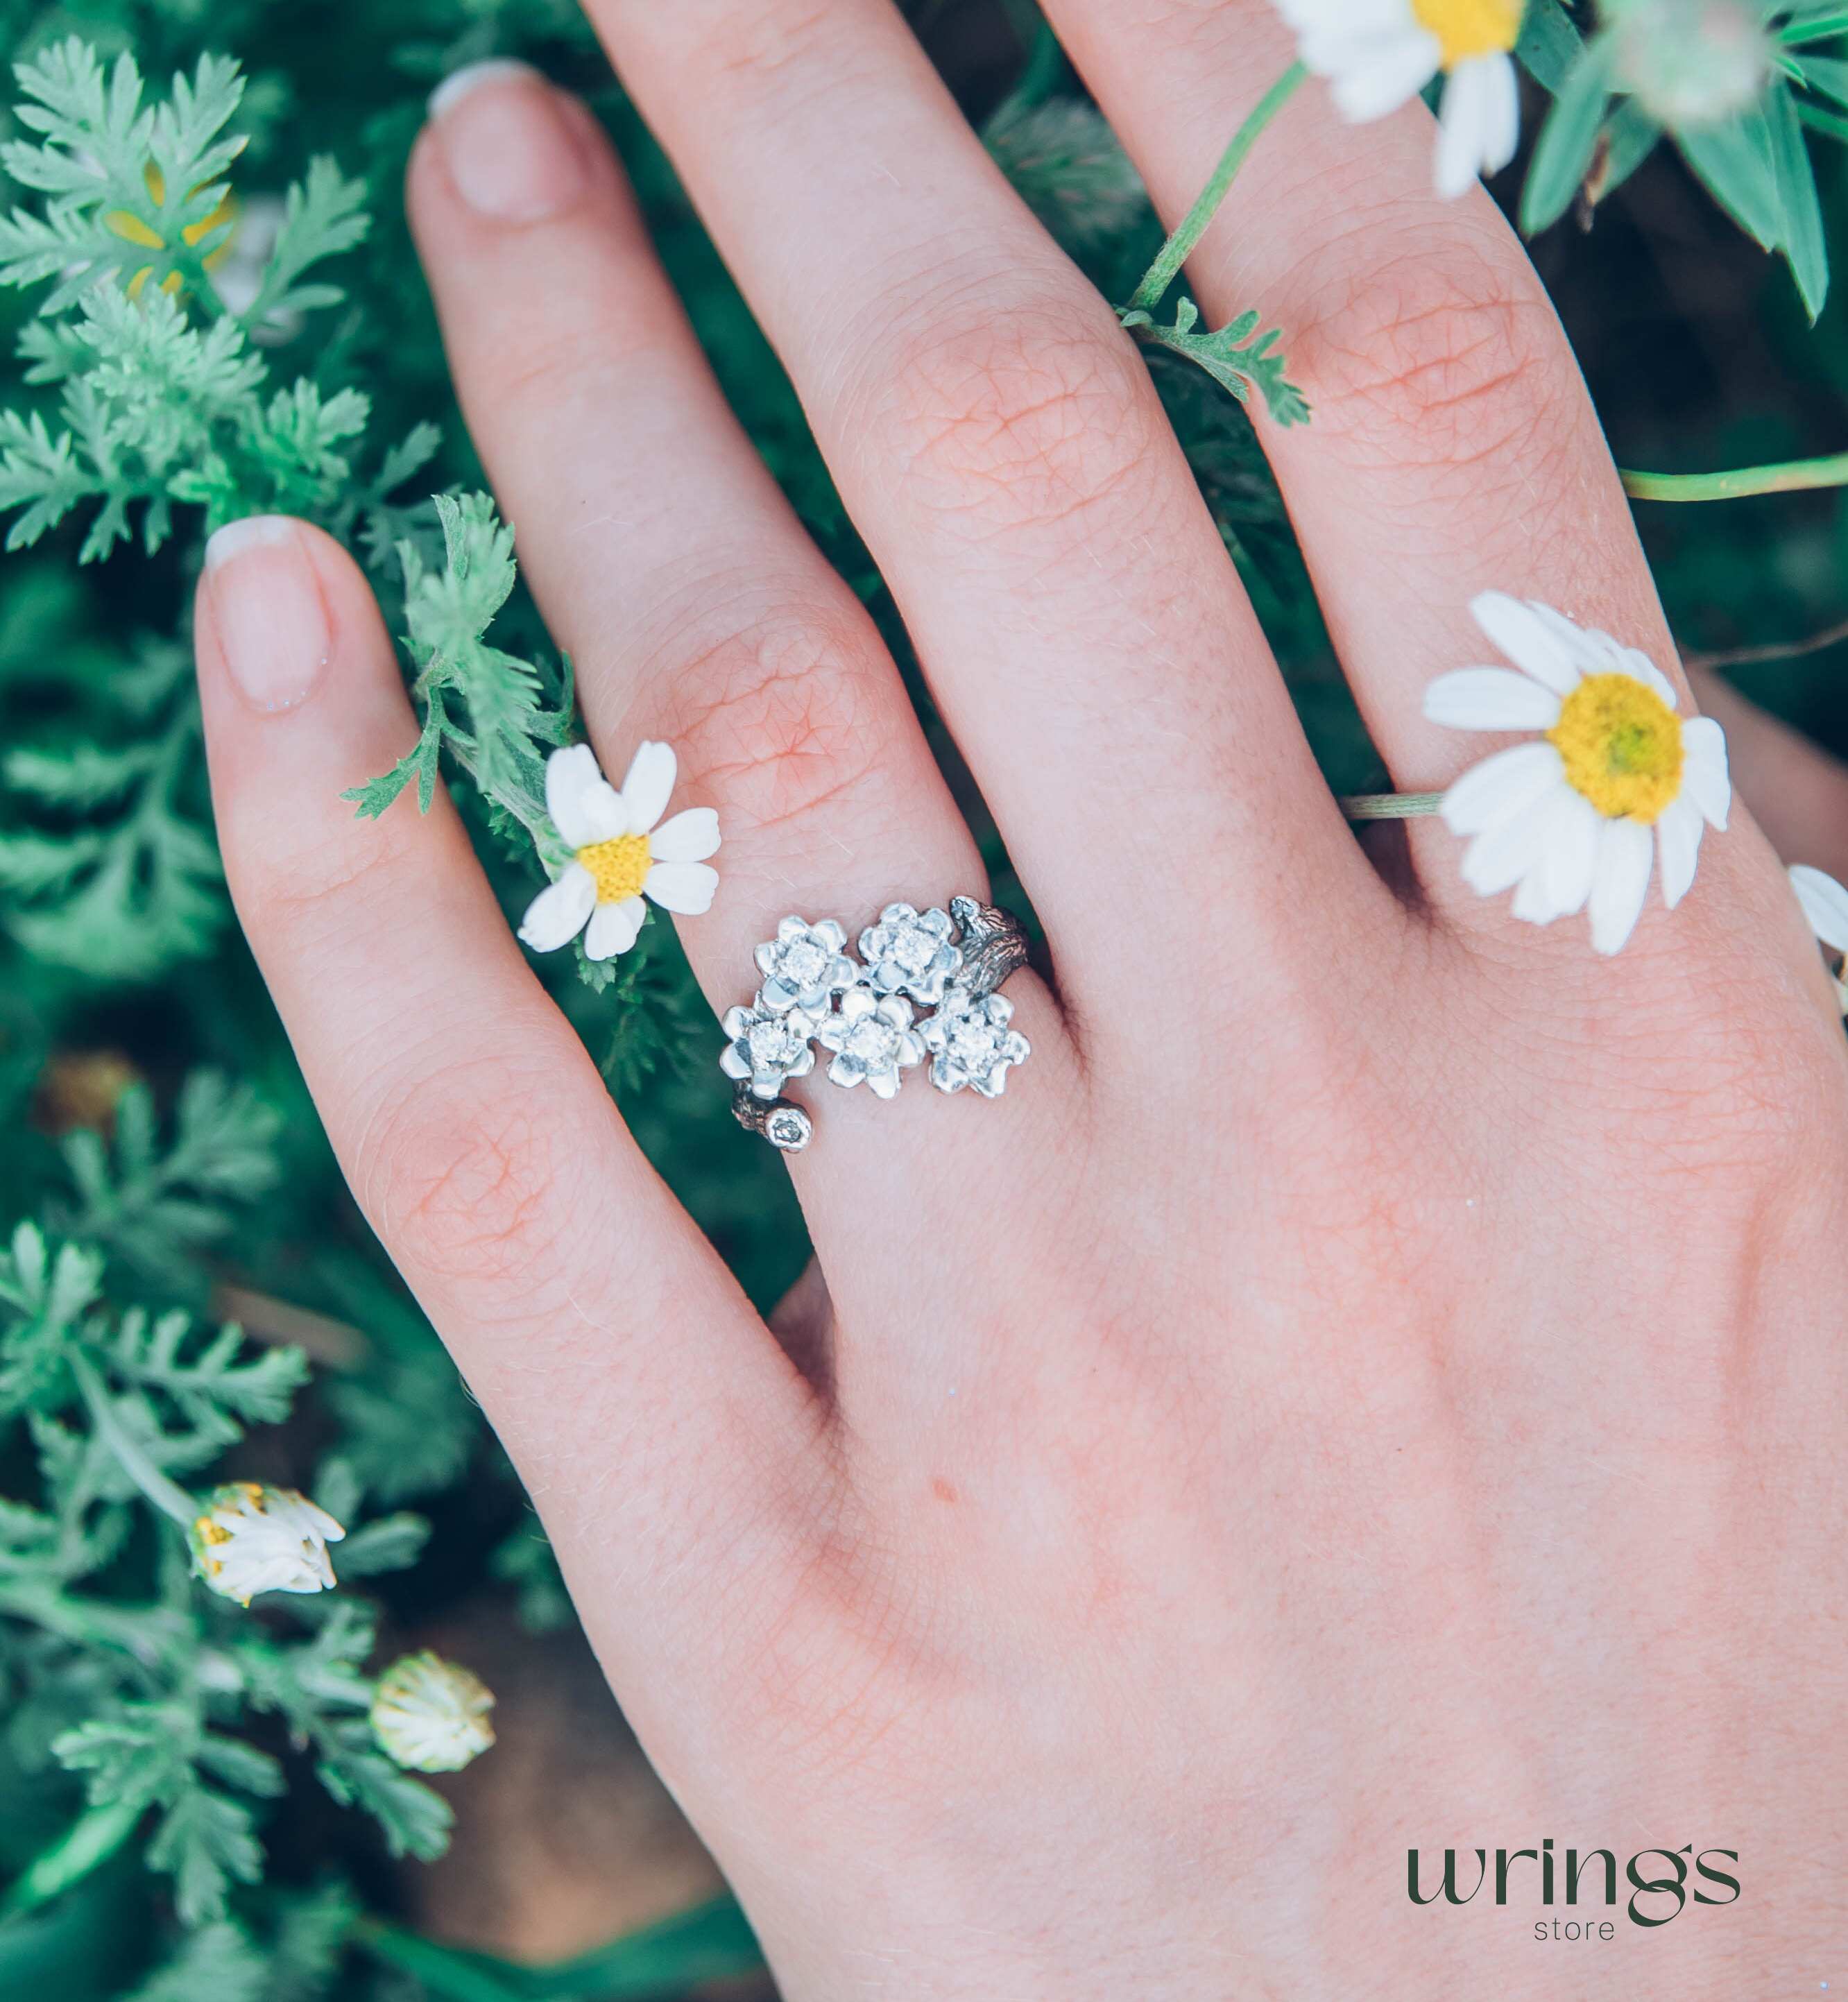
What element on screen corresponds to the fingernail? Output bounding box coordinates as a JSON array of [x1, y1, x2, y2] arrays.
[[427, 60, 587, 223], [203, 517, 330, 715]]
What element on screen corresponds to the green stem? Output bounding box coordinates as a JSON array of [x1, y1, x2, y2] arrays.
[[1343, 792, 1444, 821], [0, 1799, 142, 1920], [1620, 452, 1848, 502], [70, 1352, 198, 1529], [0, 1579, 172, 1662], [1129, 62, 1307, 311]]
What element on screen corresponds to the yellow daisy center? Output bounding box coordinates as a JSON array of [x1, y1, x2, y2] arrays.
[[1546, 673, 1684, 823], [1411, 0, 1523, 68], [576, 834, 651, 903]]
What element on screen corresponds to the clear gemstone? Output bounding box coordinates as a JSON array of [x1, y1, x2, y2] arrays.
[[780, 938, 827, 986], [846, 1018, 894, 1063], [765, 1106, 810, 1151], [891, 927, 934, 973], [748, 1018, 804, 1067], [948, 1018, 993, 1065]]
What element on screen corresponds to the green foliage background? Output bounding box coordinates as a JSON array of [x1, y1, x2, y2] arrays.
[[0, 1, 1843, 1998]]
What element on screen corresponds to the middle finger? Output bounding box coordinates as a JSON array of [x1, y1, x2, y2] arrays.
[[588, 0, 1392, 1034]]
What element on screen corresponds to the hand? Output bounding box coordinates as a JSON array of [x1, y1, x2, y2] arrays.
[[189, 3, 1848, 1992]]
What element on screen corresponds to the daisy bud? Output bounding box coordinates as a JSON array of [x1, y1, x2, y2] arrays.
[[1610, 0, 1770, 130], [189, 1482, 344, 1606], [370, 1651, 497, 1773]]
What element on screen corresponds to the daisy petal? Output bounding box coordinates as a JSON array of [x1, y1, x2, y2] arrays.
[[1611, 646, 1679, 708], [648, 805, 721, 863], [1328, 30, 1440, 119], [576, 782, 629, 842], [585, 895, 647, 961], [517, 864, 596, 952], [1678, 717, 1731, 830], [1588, 818, 1654, 956], [1510, 865, 1559, 925], [1526, 601, 1609, 676], [644, 860, 719, 915], [1434, 57, 1493, 198], [1540, 789, 1601, 918], [1655, 794, 1705, 909], [1276, 0, 1409, 36], [1439, 740, 1565, 836], [1424, 668, 1562, 732], [546, 745, 626, 848], [1462, 787, 1561, 897], [1791, 864, 1848, 953], [1476, 52, 1521, 178], [1469, 592, 1582, 697], [619, 741, 678, 836]]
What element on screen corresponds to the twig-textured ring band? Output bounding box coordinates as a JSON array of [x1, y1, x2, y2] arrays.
[[720, 896, 1032, 1152]]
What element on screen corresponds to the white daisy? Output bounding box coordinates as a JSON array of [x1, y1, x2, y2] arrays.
[[189, 1482, 344, 1606], [1423, 592, 1731, 955], [370, 1650, 496, 1773], [1789, 864, 1848, 1015], [1273, 0, 1524, 198], [519, 742, 721, 961]]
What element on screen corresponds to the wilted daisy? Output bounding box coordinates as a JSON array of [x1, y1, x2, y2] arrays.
[[1789, 864, 1848, 1015], [1424, 592, 1731, 955], [189, 1482, 344, 1605], [519, 742, 720, 961], [1274, 0, 1522, 198], [370, 1651, 496, 1773]]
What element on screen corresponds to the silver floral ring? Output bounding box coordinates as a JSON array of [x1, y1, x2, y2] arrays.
[[721, 896, 1030, 1152]]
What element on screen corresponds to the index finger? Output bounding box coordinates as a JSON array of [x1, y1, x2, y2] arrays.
[[191, 515, 826, 1678]]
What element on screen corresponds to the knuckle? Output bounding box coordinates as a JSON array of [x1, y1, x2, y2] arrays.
[[493, 317, 621, 417], [644, 592, 907, 848], [871, 296, 1165, 544], [719, 1526, 945, 1789], [1299, 244, 1570, 477], [227, 818, 406, 948], [355, 1054, 578, 1297], [703, 1, 836, 88], [1650, 986, 1848, 1188]]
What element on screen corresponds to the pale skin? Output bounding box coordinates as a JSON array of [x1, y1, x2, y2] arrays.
[[190, 2, 1848, 1992]]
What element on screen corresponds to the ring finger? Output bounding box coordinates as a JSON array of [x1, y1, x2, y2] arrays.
[[1045, 0, 1776, 957]]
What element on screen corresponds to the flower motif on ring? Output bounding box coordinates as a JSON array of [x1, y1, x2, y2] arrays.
[[857, 902, 962, 1004], [754, 916, 857, 1013], [818, 986, 925, 1099], [921, 986, 1031, 1097], [720, 997, 821, 1101]]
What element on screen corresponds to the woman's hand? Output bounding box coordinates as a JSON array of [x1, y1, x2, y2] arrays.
[[189, 3, 1848, 1992]]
